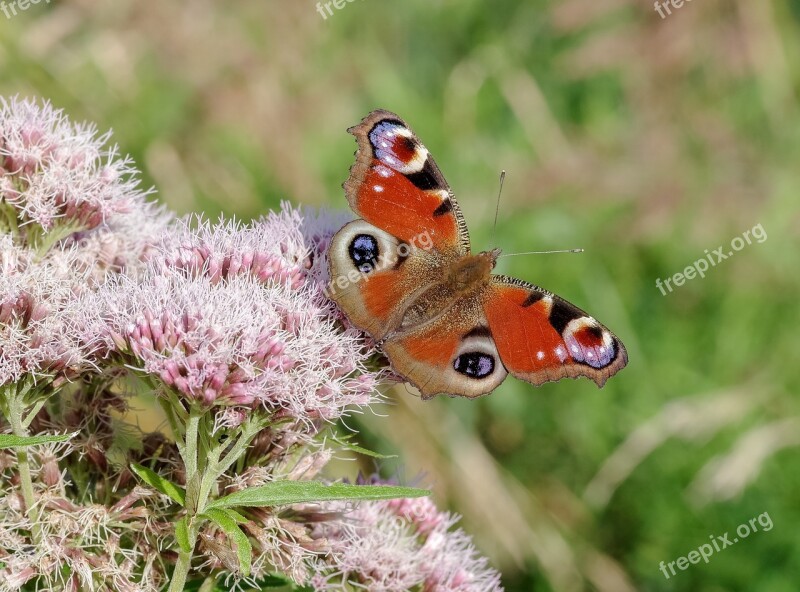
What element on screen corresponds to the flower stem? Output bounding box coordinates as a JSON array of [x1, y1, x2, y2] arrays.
[[168, 404, 204, 589], [168, 548, 194, 592], [166, 407, 266, 590], [1, 385, 42, 544], [184, 406, 202, 484]]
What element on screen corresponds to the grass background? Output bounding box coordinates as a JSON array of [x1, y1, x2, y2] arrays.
[[2, 0, 799, 590]]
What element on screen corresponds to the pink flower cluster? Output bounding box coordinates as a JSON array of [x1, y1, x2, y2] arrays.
[[157, 209, 311, 290], [0, 98, 506, 592], [0, 244, 87, 385], [0, 96, 153, 235], [0, 97, 170, 388], [312, 492, 504, 591], [87, 206, 381, 421]]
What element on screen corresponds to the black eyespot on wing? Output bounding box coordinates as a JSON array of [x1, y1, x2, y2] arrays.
[[549, 298, 583, 333], [399, 135, 417, 154], [454, 352, 495, 379], [406, 158, 443, 191], [367, 119, 409, 156], [370, 118, 405, 135], [348, 234, 380, 273], [432, 198, 453, 217]]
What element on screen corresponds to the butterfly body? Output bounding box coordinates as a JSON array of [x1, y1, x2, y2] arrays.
[[328, 110, 627, 399]]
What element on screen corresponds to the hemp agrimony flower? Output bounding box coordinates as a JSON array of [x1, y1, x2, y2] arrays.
[[87, 208, 381, 421], [0, 96, 154, 243], [0, 97, 503, 592]]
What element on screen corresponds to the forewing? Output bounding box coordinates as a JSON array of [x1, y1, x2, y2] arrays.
[[344, 109, 470, 255], [482, 275, 628, 387]]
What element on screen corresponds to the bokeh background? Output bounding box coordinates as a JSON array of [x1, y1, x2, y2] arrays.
[[2, 1, 799, 590]]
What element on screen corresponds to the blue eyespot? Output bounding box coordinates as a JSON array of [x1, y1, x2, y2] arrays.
[[348, 234, 379, 273], [454, 352, 495, 379]]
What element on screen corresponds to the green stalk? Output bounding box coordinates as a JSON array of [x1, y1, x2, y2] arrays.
[[168, 549, 195, 592], [2, 386, 42, 544], [184, 406, 202, 483], [167, 404, 204, 591], [166, 406, 268, 590], [195, 416, 265, 513]]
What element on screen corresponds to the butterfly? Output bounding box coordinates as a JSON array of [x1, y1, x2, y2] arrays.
[[327, 109, 628, 399]]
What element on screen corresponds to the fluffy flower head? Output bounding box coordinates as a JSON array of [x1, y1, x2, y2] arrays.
[[0, 96, 153, 236], [87, 206, 381, 423]]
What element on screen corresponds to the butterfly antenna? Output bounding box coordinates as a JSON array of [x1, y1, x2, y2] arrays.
[[491, 170, 506, 245], [499, 248, 584, 257]]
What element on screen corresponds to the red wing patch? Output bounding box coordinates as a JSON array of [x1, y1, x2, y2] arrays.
[[343, 110, 470, 255], [482, 276, 627, 387]]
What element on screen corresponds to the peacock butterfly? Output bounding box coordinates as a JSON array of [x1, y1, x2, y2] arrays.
[[327, 109, 627, 399]]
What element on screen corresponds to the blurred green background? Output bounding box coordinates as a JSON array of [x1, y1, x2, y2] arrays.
[[2, 1, 799, 590]]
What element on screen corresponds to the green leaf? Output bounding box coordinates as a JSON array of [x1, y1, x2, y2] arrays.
[[222, 508, 249, 524], [202, 508, 252, 577], [0, 432, 75, 449], [206, 481, 430, 511], [130, 463, 186, 506], [339, 440, 398, 459], [175, 517, 191, 553]]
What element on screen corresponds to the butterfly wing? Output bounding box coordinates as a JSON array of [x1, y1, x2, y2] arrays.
[[328, 110, 470, 339], [349, 270, 628, 399], [343, 109, 470, 255], [327, 219, 446, 340], [482, 275, 628, 387], [382, 293, 509, 399]]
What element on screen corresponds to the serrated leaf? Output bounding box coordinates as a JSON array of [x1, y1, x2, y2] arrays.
[[175, 517, 191, 553], [130, 463, 186, 506], [206, 481, 429, 511], [0, 432, 75, 449], [202, 508, 252, 577]]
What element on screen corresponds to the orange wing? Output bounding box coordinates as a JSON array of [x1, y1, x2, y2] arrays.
[[343, 110, 470, 255], [482, 276, 628, 387], [327, 220, 445, 340], [382, 293, 509, 399]]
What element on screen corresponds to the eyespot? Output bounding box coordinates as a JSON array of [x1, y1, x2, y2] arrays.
[[348, 234, 379, 273], [563, 317, 615, 369], [453, 352, 495, 379], [369, 121, 428, 174]]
